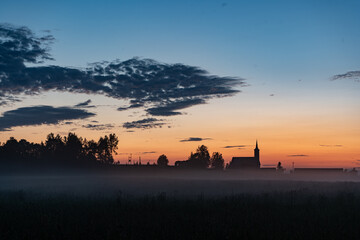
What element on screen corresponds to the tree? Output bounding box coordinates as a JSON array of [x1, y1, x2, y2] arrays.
[[276, 162, 284, 172], [64, 132, 84, 163], [210, 152, 224, 169], [157, 154, 169, 167], [45, 133, 64, 162], [97, 134, 119, 164], [188, 145, 210, 168]]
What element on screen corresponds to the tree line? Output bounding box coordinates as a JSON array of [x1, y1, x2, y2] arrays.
[[0, 133, 224, 170], [0, 133, 118, 167]]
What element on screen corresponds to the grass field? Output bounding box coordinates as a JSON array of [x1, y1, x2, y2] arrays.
[[1, 173, 360, 239]]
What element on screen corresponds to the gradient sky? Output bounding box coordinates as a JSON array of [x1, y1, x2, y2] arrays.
[[0, 0, 359, 168]]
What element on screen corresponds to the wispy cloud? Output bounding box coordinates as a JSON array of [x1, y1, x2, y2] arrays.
[[140, 151, 157, 154], [179, 137, 212, 142], [0, 105, 95, 131], [331, 70, 360, 82], [0, 23, 245, 116], [223, 145, 247, 149], [82, 123, 115, 131], [319, 144, 343, 147], [287, 154, 309, 157], [75, 99, 95, 108], [122, 118, 166, 129]]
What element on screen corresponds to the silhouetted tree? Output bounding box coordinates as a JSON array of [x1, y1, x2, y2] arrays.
[[84, 139, 98, 162], [64, 133, 85, 164], [210, 152, 224, 169], [157, 154, 169, 167], [45, 133, 65, 162], [97, 134, 119, 164], [276, 162, 284, 172], [188, 145, 210, 168]]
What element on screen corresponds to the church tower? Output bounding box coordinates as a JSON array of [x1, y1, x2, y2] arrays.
[[254, 140, 260, 164]]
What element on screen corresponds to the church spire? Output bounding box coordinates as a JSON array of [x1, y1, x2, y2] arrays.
[[254, 139, 260, 166]]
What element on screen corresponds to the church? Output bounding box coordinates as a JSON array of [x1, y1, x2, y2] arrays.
[[228, 141, 260, 169]]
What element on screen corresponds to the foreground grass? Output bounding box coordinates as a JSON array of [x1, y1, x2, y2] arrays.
[[1, 190, 360, 240]]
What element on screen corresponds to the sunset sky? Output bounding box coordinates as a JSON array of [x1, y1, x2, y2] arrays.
[[0, 0, 359, 168]]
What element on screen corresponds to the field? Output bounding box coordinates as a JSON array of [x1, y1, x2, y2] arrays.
[[1, 171, 360, 239]]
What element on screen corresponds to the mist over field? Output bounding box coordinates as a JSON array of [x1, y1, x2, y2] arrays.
[[1, 170, 360, 198]]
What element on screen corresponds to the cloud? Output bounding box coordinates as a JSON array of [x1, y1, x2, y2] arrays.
[[122, 118, 166, 129], [75, 99, 95, 108], [140, 151, 157, 154], [179, 137, 212, 142], [146, 99, 206, 116], [117, 103, 144, 111], [319, 144, 343, 147], [331, 71, 360, 82], [0, 105, 95, 131], [82, 123, 114, 131], [287, 154, 309, 157], [0, 23, 245, 116], [223, 145, 247, 149]]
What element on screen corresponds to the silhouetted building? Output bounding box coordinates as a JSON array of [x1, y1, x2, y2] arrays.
[[228, 141, 260, 169]]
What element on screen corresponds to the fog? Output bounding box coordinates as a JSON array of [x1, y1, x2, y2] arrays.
[[1, 169, 360, 198]]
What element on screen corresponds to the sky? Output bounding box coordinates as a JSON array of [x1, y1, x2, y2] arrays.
[[0, 0, 359, 168]]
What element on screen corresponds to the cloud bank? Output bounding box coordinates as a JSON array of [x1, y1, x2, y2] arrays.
[[0, 23, 245, 117], [0, 105, 95, 131]]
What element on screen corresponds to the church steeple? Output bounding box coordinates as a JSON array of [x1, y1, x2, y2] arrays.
[[254, 140, 260, 166]]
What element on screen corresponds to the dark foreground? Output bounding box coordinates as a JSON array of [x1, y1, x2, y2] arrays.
[[1, 191, 360, 240], [1, 175, 360, 240]]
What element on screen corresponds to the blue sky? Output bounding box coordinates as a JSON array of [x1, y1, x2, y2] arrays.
[[0, 0, 359, 166], [1, 0, 359, 79]]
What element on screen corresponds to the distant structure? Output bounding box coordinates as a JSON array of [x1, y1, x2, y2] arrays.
[[228, 140, 260, 169]]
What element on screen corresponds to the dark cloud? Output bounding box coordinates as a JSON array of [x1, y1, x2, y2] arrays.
[[287, 155, 309, 157], [269, 94, 275, 97], [122, 118, 166, 129], [82, 123, 115, 131], [0, 23, 245, 116], [179, 137, 212, 142], [319, 144, 343, 147], [117, 103, 144, 111], [0, 95, 22, 106], [223, 145, 247, 149], [146, 99, 206, 116], [332, 71, 360, 82], [75, 99, 95, 108], [0, 105, 95, 131]]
